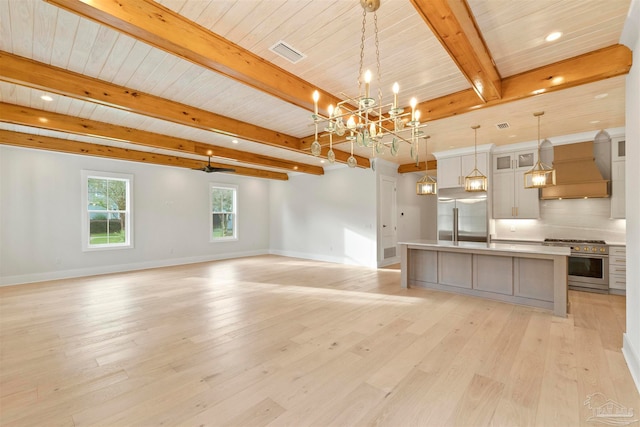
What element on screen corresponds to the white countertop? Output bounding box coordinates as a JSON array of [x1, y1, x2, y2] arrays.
[[399, 240, 570, 256]]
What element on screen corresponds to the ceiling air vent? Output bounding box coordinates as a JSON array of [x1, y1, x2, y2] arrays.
[[495, 122, 510, 130], [269, 40, 306, 64]]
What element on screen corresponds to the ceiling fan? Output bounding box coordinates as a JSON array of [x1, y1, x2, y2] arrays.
[[192, 155, 235, 173]]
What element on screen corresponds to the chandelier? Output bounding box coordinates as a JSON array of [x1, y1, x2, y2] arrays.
[[310, 0, 425, 167], [524, 111, 556, 188], [416, 136, 437, 195], [464, 125, 488, 192]]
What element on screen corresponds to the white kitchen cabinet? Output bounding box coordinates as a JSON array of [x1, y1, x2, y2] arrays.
[[493, 151, 536, 173], [492, 148, 540, 219], [609, 245, 626, 294], [611, 137, 625, 219], [438, 152, 488, 189], [438, 157, 464, 189]]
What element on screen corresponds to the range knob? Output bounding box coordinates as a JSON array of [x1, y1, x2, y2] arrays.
[[584, 246, 589, 251], [575, 246, 581, 251], [591, 247, 597, 252], [600, 248, 606, 252]]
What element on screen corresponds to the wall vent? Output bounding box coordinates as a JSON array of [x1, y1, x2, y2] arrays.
[[384, 247, 397, 259], [495, 122, 510, 129], [269, 41, 306, 64]]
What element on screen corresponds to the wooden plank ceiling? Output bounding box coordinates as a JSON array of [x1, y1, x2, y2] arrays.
[[0, 0, 632, 178]]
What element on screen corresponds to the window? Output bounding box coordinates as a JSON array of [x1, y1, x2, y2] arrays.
[[81, 171, 133, 251], [210, 184, 237, 241]]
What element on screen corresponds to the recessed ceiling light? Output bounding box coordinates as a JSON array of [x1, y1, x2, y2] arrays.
[[551, 76, 564, 85], [590, 120, 600, 124], [545, 32, 562, 42], [594, 93, 608, 99], [320, 159, 325, 164], [38, 117, 48, 123], [293, 166, 299, 170], [532, 89, 546, 95], [232, 139, 238, 144], [40, 95, 53, 102]]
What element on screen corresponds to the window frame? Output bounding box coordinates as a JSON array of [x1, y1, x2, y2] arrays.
[[81, 170, 134, 251], [209, 183, 238, 242]]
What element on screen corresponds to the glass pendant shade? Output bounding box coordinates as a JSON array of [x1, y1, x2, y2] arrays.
[[416, 135, 437, 195], [465, 169, 488, 192], [464, 125, 487, 192], [524, 111, 556, 189], [417, 175, 437, 195], [524, 164, 556, 188]]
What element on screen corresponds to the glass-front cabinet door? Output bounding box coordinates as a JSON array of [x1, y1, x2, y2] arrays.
[[516, 152, 535, 169], [493, 151, 536, 172], [495, 154, 512, 171]]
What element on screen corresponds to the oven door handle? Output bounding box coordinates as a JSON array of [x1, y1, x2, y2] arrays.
[[569, 253, 608, 258]]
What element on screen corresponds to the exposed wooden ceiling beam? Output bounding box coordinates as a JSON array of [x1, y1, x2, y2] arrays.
[[397, 161, 438, 174], [300, 44, 631, 152], [0, 130, 289, 181], [0, 51, 298, 150], [44, 0, 343, 112], [395, 45, 631, 173], [0, 51, 370, 169], [417, 44, 631, 121], [410, 0, 501, 103], [0, 102, 324, 176]]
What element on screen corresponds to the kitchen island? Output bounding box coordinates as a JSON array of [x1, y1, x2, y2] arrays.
[[399, 240, 570, 317]]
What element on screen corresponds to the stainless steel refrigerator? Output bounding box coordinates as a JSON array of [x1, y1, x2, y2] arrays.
[[437, 189, 488, 243]]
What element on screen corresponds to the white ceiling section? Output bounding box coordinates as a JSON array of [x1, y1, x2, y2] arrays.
[[0, 0, 632, 177]]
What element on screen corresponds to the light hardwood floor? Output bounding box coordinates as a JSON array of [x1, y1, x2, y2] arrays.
[[1, 255, 638, 426]]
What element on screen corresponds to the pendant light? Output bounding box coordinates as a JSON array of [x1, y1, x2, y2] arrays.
[[416, 135, 437, 195], [464, 125, 488, 192], [524, 111, 556, 188]]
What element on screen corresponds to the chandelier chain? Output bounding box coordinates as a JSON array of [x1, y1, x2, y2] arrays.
[[374, 12, 382, 100], [358, 7, 367, 93]]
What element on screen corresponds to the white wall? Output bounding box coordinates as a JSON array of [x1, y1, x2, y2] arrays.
[[0, 146, 270, 285], [621, 0, 640, 393], [397, 172, 438, 241], [269, 165, 378, 267]]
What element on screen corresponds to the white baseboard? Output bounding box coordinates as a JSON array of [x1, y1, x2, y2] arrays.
[[268, 249, 378, 269], [0, 249, 269, 286], [622, 333, 640, 394], [378, 256, 400, 268]]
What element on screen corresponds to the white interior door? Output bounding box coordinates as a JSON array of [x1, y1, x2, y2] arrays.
[[379, 176, 398, 263]]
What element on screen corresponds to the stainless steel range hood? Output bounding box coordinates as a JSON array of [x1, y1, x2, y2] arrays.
[[541, 141, 609, 200]]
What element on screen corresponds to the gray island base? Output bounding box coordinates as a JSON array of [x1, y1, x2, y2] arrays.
[[399, 240, 570, 317]]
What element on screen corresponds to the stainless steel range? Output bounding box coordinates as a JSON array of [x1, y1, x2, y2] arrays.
[[543, 239, 609, 293]]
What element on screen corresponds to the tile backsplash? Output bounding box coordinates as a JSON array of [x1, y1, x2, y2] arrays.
[[493, 198, 626, 244]]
